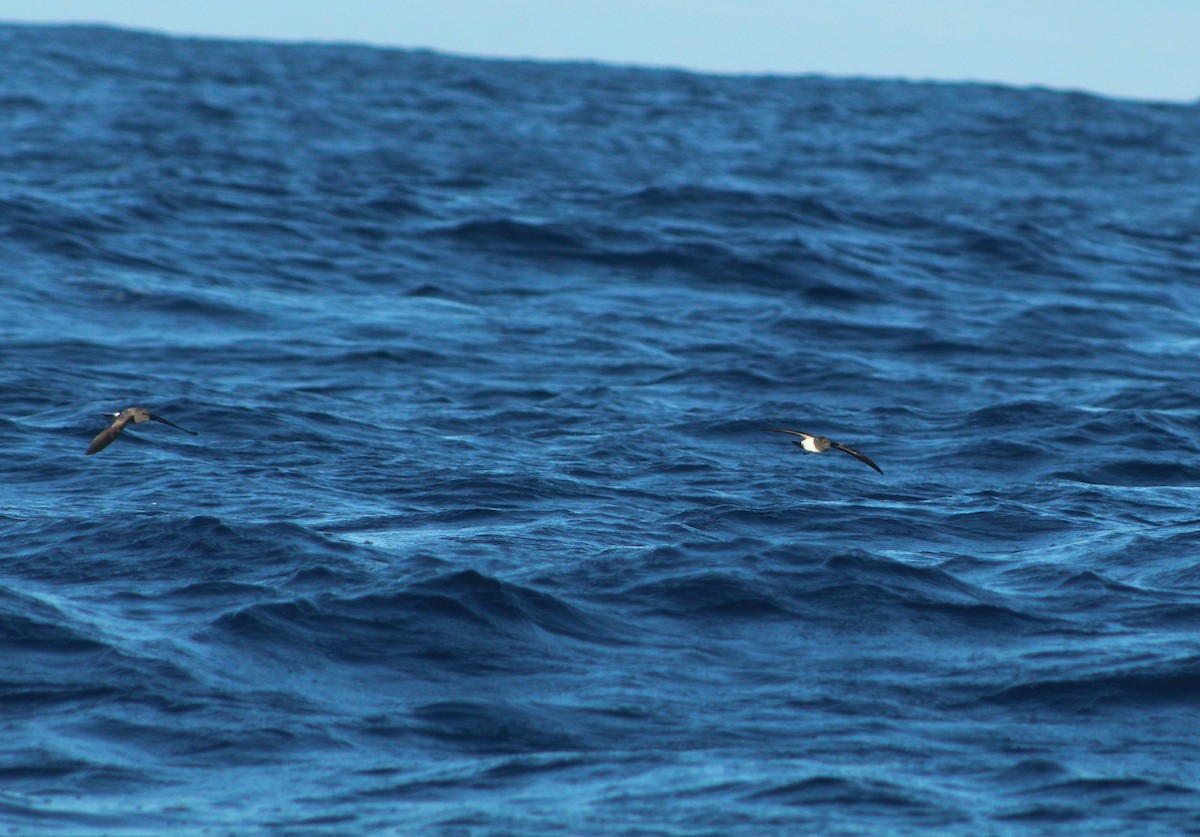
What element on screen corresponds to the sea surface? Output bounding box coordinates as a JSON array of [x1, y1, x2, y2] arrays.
[[3, 23, 1200, 835]]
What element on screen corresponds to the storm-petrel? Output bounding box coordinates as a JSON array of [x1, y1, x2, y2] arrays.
[[764, 429, 883, 475], [86, 407, 198, 455]]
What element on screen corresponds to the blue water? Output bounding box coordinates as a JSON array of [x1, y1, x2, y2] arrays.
[[3, 22, 1200, 834]]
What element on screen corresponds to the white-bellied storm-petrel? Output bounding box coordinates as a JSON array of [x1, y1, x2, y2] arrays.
[[764, 428, 883, 475], [86, 407, 198, 455]]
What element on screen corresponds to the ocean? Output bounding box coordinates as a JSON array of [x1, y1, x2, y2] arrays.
[[3, 23, 1200, 835]]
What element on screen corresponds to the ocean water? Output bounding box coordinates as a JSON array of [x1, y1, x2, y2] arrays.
[[3, 22, 1200, 834]]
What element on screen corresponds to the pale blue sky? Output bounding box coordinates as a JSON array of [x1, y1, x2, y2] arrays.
[[1, 0, 1197, 102]]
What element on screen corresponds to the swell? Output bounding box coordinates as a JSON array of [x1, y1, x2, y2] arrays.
[[4, 20, 1200, 836], [202, 569, 633, 673]]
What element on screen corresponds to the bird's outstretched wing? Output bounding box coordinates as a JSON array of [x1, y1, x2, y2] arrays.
[[831, 442, 884, 475], [149, 414, 198, 435], [86, 424, 124, 455], [762, 429, 814, 440]]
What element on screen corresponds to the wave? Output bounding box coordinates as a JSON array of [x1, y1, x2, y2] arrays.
[[203, 569, 631, 673]]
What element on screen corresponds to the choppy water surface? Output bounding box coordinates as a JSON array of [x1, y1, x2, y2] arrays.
[[3, 23, 1200, 834]]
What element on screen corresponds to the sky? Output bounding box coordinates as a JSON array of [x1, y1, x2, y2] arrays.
[[0, 1, 1197, 103]]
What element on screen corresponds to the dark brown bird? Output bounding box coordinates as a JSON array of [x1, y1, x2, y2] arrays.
[[764, 428, 884, 475], [86, 407, 198, 455]]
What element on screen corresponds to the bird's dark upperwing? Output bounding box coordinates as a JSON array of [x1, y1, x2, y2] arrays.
[[149, 414, 199, 435], [762, 429, 814, 440], [831, 442, 884, 475], [86, 424, 123, 455]]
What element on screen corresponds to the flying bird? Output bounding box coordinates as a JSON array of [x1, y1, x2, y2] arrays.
[[764, 429, 883, 475], [86, 407, 198, 455]]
